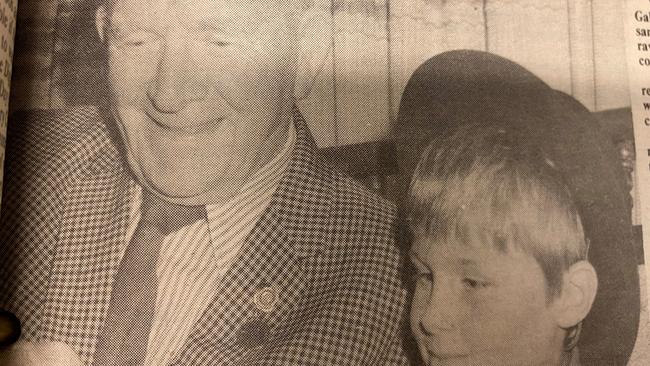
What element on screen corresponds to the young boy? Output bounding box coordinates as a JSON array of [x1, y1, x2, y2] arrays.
[[407, 124, 596, 366], [397, 50, 639, 365]]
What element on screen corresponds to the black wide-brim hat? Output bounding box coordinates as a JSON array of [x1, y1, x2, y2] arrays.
[[395, 50, 640, 365]]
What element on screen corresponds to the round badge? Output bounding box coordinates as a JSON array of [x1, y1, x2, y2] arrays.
[[253, 286, 278, 313]]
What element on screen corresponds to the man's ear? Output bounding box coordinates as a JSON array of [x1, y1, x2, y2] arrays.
[[551, 260, 598, 329], [96, 6, 108, 43], [294, 8, 332, 101]]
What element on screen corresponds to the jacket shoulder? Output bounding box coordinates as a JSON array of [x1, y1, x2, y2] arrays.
[[1, 106, 112, 240], [4, 107, 110, 188], [6, 107, 107, 159], [0, 107, 110, 327], [327, 163, 397, 238]]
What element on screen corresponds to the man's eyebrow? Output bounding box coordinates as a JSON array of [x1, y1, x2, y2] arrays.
[[106, 24, 158, 40], [183, 15, 242, 30], [185, 18, 254, 39], [108, 16, 156, 33]]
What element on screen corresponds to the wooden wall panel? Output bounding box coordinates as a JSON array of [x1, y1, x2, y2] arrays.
[[389, 0, 485, 122], [333, 0, 391, 145], [296, 1, 337, 148], [298, 48, 337, 148], [50, 0, 104, 109], [10, 0, 634, 143], [568, 0, 596, 110], [485, 0, 572, 95], [9, 0, 57, 113], [592, 1, 629, 111]]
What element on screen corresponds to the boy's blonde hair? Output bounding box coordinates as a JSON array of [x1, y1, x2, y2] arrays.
[[408, 123, 588, 299]]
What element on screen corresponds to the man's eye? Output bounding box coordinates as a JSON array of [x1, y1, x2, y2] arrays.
[[112, 31, 159, 48], [209, 39, 231, 47], [462, 278, 490, 290]]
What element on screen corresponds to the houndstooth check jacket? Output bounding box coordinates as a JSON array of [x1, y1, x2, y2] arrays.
[[0, 106, 410, 366]]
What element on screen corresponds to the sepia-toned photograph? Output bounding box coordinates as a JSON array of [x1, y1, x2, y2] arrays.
[[0, 0, 647, 365]]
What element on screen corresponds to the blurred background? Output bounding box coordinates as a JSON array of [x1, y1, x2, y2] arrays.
[[9, 0, 630, 146]]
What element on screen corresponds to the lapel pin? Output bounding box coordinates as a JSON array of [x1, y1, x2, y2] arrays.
[[253, 286, 278, 313]]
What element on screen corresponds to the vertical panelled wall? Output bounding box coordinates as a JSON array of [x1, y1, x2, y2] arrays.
[[301, 0, 631, 147], [9, 1, 631, 147], [298, 0, 394, 147]]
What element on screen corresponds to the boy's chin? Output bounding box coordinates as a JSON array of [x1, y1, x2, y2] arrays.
[[419, 348, 561, 366]]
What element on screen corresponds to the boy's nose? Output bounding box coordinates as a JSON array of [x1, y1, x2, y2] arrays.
[[147, 36, 208, 114], [419, 284, 458, 334]]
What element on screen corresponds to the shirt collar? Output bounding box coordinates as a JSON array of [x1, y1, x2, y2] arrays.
[[204, 121, 296, 243]]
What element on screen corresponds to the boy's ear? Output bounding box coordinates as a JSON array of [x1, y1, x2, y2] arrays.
[[294, 8, 332, 101], [96, 6, 108, 42], [551, 260, 598, 329]]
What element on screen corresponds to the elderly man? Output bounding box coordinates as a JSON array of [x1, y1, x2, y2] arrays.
[[0, 0, 408, 365]]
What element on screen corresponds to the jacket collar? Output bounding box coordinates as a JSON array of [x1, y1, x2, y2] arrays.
[[265, 106, 334, 257]]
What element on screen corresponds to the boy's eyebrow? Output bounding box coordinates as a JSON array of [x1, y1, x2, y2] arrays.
[[459, 258, 478, 266]]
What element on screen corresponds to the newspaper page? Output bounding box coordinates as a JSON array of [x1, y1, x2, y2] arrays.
[[626, 0, 650, 293], [0, 1, 648, 366]]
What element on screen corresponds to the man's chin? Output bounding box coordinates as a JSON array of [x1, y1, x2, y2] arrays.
[[139, 172, 241, 206]]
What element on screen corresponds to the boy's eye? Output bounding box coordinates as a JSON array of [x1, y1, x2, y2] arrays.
[[411, 271, 433, 285], [462, 278, 491, 290], [201, 32, 233, 47]]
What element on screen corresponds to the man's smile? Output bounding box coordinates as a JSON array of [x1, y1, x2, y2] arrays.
[[144, 110, 228, 136]]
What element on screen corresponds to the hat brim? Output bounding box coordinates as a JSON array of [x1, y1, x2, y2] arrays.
[[395, 50, 640, 364]]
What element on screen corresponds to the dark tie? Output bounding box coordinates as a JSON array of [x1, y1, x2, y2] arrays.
[[93, 193, 206, 366]]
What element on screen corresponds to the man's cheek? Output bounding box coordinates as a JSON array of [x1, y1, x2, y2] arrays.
[[197, 44, 288, 107], [206, 61, 281, 111], [108, 54, 157, 103]]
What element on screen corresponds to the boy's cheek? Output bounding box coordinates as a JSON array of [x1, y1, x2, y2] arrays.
[[409, 313, 431, 366], [409, 296, 424, 336]]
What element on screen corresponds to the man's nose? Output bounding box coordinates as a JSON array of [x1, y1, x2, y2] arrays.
[[147, 37, 208, 113], [419, 283, 458, 334]]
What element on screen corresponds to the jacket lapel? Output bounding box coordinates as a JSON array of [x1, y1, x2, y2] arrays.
[[175, 108, 334, 365], [39, 123, 134, 365], [175, 205, 307, 365]]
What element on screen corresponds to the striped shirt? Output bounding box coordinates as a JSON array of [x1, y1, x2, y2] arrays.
[[121, 124, 296, 366]]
